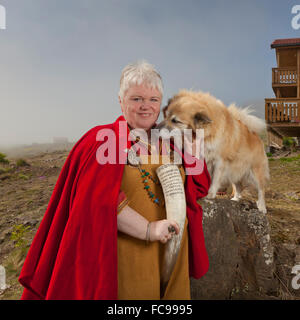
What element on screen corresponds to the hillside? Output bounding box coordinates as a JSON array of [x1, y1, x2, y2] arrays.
[[0, 147, 299, 299]]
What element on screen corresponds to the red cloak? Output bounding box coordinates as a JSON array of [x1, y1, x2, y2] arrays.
[[19, 115, 211, 300]]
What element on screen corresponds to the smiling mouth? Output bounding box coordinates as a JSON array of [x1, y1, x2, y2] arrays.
[[138, 113, 152, 118]]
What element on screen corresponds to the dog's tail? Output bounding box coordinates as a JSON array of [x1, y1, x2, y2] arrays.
[[228, 103, 266, 134]]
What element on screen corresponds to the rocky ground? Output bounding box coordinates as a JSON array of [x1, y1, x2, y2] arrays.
[[0, 146, 299, 300]]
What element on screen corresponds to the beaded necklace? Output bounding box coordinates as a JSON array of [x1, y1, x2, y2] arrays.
[[129, 136, 165, 207], [137, 166, 164, 207]]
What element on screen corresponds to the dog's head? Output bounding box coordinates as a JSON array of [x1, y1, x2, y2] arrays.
[[157, 90, 217, 138]]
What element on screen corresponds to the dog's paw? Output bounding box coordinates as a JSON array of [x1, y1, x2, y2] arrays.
[[262, 209, 267, 214], [256, 201, 267, 214], [258, 207, 267, 214], [230, 197, 240, 202]]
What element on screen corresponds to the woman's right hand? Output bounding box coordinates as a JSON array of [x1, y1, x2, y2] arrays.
[[149, 219, 180, 244]]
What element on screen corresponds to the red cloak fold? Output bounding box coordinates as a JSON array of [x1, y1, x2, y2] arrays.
[[19, 115, 211, 300]]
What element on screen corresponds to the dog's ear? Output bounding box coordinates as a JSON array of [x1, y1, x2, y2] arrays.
[[167, 97, 173, 106], [162, 98, 173, 118], [162, 105, 169, 119], [194, 112, 212, 127]]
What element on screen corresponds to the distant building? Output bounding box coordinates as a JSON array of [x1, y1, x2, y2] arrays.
[[265, 38, 300, 148], [53, 137, 69, 144]]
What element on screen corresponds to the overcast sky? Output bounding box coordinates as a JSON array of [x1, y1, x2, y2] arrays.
[[0, 0, 299, 146]]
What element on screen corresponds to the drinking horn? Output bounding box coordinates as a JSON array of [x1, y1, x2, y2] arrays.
[[156, 163, 186, 289]]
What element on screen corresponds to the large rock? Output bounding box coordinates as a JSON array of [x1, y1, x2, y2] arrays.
[[190, 198, 278, 299]]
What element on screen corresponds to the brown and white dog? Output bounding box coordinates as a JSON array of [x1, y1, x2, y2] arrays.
[[156, 90, 270, 213]]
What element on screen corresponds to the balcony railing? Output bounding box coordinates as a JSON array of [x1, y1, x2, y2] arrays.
[[265, 98, 300, 123], [272, 68, 298, 85]]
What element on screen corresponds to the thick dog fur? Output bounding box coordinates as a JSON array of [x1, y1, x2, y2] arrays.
[[157, 90, 270, 213]]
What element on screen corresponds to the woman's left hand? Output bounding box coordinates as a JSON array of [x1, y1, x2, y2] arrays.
[[149, 219, 179, 244]]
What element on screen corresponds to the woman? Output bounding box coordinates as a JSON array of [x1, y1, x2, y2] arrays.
[[18, 60, 211, 300]]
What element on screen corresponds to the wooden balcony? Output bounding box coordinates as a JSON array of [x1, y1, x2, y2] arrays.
[[272, 67, 298, 86], [265, 98, 300, 123], [265, 98, 300, 137]]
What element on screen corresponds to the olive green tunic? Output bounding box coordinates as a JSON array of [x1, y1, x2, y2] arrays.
[[117, 152, 190, 300]]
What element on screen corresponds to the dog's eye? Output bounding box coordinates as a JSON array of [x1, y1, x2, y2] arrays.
[[171, 118, 179, 123]]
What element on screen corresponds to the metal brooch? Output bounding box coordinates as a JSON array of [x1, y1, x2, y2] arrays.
[[127, 148, 141, 167]]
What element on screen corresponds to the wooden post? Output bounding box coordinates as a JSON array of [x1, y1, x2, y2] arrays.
[[277, 102, 280, 121], [276, 49, 280, 67], [276, 88, 281, 98], [297, 49, 300, 98], [265, 100, 268, 123]]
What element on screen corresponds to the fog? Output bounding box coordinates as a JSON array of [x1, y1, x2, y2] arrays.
[[0, 0, 296, 147]]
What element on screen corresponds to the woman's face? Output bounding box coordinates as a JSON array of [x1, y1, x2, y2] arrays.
[[119, 83, 162, 131]]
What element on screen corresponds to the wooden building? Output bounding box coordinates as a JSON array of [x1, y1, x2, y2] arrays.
[[265, 38, 300, 148]]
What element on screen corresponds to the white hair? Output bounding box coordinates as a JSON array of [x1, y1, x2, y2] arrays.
[[119, 60, 163, 102]]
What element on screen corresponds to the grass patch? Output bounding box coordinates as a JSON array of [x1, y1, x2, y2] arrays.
[[0, 152, 9, 164], [17, 174, 29, 180], [283, 137, 297, 148], [10, 224, 31, 250], [16, 159, 30, 167], [279, 155, 300, 162], [0, 167, 7, 174]]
